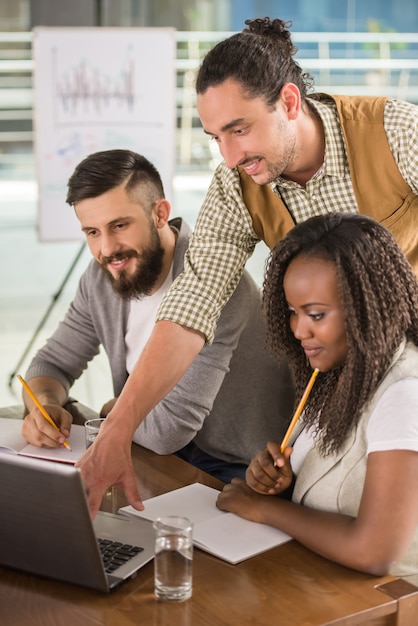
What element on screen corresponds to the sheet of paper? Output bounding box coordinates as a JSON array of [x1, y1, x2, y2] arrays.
[[0, 417, 86, 464], [194, 513, 292, 564], [123, 483, 225, 524], [120, 482, 292, 564]]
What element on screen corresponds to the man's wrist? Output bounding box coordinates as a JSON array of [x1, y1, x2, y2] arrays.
[[36, 395, 63, 408], [101, 408, 138, 443]]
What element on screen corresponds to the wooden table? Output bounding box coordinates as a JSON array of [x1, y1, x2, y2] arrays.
[[1, 404, 417, 626]]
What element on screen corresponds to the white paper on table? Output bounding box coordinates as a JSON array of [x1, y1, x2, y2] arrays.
[[120, 482, 292, 564]]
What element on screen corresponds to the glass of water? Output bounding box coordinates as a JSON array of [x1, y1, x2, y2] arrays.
[[84, 418, 106, 449], [153, 515, 193, 602]]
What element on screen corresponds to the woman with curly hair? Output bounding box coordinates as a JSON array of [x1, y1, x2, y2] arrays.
[[217, 213, 418, 582]]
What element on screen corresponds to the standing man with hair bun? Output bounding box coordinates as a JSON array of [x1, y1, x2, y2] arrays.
[[75, 18, 418, 516]]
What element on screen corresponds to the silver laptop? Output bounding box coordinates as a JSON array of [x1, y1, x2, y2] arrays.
[[0, 451, 155, 592]]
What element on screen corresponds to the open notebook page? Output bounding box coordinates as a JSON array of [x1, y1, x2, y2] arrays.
[[120, 482, 292, 564], [0, 417, 86, 464]]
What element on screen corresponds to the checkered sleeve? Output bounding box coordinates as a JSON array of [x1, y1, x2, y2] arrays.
[[156, 163, 259, 344], [384, 98, 418, 194]]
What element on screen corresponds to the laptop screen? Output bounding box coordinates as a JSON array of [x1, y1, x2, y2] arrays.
[[0, 452, 154, 591]]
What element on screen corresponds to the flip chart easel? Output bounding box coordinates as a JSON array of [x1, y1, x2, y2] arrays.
[[33, 26, 176, 242]]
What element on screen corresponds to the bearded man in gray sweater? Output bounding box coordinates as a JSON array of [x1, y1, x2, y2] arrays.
[[21, 149, 294, 482]]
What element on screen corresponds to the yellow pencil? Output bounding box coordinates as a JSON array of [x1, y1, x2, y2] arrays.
[[17, 375, 72, 451], [280, 368, 319, 453]]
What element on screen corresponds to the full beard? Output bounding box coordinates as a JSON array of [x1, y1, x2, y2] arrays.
[[101, 226, 165, 300]]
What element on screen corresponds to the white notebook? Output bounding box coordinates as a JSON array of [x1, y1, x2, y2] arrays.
[[120, 482, 292, 564], [0, 417, 86, 464]]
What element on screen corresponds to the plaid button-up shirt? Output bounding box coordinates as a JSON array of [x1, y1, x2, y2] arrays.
[[157, 97, 418, 344]]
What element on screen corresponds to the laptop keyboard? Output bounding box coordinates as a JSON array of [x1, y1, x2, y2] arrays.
[[98, 538, 144, 573]]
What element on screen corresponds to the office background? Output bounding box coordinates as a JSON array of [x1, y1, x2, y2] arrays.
[[1, 0, 418, 409]]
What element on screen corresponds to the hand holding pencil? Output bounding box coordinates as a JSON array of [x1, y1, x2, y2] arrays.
[[17, 375, 72, 451], [246, 368, 319, 495]]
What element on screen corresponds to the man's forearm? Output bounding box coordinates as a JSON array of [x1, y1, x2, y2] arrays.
[[22, 376, 68, 410], [104, 320, 205, 438]]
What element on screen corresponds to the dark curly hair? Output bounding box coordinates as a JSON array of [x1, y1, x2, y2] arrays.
[[196, 17, 314, 108], [263, 213, 418, 454]]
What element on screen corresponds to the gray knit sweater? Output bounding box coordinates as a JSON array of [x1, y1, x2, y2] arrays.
[[26, 218, 294, 464]]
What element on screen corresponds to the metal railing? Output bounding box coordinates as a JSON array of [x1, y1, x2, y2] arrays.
[[1, 30, 418, 176]]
